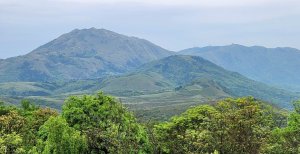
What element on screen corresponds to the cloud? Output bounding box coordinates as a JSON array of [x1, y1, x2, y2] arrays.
[[2, 0, 299, 24], [0, 0, 300, 58], [2, 0, 300, 8], [53, 0, 298, 7]]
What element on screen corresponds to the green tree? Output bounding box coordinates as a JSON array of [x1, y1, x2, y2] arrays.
[[215, 97, 276, 154], [155, 105, 219, 153], [293, 100, 300, 114], [22, 108, 58, 151], [0, 100, 59, 153], [263, 101, 300, 154], [0, 102, 16, 116], [0, 111, 25, 134], [34, 116, 87, 154], [0, 132, 25, 154], [154, 97, 280, 154], [62, 92, 151, 153], [21, 100, 31, 111]]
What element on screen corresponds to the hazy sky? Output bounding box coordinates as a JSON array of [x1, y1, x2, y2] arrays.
[[1, 0, 300, 58]]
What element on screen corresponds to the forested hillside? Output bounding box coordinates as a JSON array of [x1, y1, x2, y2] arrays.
[[1, 93, 299, 154]]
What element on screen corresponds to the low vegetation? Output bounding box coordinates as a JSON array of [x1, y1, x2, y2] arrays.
[[0, 92, 299, 154]]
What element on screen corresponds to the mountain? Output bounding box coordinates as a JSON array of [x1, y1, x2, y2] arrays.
[[179, 44, 300, 91], [100, 55, 298, 109], [1, 55, 298, 120], [1, 55, 294, 109], [0, 28, 173, 82]]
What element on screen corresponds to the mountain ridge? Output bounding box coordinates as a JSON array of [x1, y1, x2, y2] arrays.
[[100, 55, 298, 108], [0, 55, 298, 113], [180, 44, 300, 91], [1, 29, 299, 111], [0, 28, 174, 82]]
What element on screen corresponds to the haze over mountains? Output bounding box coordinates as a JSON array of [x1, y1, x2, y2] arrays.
[[0, 28, 300, 113], [180, 44, 300, 92], [0, 28, 172, 82]]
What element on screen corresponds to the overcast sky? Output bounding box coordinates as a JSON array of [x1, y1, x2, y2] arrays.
[[1, 0, 300, 58]]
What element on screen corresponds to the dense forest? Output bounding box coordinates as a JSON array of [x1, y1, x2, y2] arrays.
[[0, 92, 299, 154]]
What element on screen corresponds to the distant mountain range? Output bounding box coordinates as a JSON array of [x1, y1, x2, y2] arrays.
[[0, 28, 300, 117], [0, 55, 297, 109], [0, 28, 173, 82], [180, 44, 300, 92]]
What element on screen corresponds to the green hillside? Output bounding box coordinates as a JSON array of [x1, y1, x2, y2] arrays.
[[101, 55, 298, 109], [0, 55, 298, 120]]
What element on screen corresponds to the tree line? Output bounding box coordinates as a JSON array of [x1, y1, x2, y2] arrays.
[[0, 92, 299, 154]]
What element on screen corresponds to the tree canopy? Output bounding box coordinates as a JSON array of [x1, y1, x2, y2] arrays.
[[0, 94, 299, 154], [62, 92, 151, 153]]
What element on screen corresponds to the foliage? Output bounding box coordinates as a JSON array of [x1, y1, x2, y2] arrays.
[[155, 105, 219, 153], [0, 100, 57, 154], [1, 94, 300, 154], [262, 101, 300, 154], [0, 132, 25, 154], [154, 97, 286, 154], [62, 92, 151, 153], [0, 110, 25, 134], [33, 116, 87, 154]]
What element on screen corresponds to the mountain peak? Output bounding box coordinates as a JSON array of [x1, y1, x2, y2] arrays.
[[0, 28, 173, 82], [70, 27, 111, 32], [65, 27, 122, 39], [228, 44, 246, 48], [31, 28, 163, 55]]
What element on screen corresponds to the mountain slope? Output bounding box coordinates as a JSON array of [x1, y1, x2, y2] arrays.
[[101, 55, 298, 108], [0, 28, 173, 82], [1, 55, 298, 120], [180, 44, 300, 91]]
